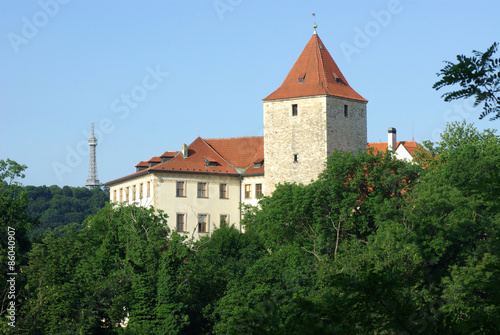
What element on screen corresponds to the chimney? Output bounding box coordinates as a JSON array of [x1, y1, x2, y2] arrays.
[[181, 144, 188, 159], [388, 127, 397, 151]]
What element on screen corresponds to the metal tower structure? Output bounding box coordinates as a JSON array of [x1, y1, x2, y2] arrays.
[[85, 122, 101, 189]]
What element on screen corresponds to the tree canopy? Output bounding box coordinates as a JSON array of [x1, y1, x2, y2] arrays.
[[1, 122, 499, 333], [433, 42, 500, 120]]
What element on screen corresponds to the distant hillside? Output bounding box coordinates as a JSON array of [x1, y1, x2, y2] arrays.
[[25, 185, 109, 238]]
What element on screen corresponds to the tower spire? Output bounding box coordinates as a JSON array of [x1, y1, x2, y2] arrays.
[[85, 122, 101, 189], [313, 13, 317, 34]]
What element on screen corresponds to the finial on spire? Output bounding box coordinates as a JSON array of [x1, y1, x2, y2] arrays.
[[312, 13, 317, 34]]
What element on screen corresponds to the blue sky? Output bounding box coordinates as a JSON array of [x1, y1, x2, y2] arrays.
[[1, 0, 499, 187]]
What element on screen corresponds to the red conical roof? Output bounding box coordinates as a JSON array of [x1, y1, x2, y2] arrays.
[[263, 34, 367, 102]]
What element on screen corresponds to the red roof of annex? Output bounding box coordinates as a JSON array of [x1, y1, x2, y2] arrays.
[[107, 136, 264, 185], [368, 141, 420, 157]]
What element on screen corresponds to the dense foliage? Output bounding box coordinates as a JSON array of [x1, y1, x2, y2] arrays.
[[1, 121, 499, 334], [25, 185, 108, 239]]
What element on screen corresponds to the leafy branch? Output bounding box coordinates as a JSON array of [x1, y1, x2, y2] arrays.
[[433, 42, 500, 120]]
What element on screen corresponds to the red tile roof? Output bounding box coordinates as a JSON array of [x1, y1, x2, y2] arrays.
[[367, 141, 421, 156], [161, 151, 179, 158], [149, 136, 264, 176], [204, 137, 264, 169], [148, 156, 161, 163], [263, 34, 367, 102], [135, 161, 148, 168]]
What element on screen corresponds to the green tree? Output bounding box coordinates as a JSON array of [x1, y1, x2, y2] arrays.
[[179, 223, 265, 334], [433, 42, 500, 120], [21, 203, 190, 334], [0, 159, 34, 332]]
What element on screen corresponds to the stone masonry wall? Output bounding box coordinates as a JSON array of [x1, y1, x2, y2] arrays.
[[326, 96, 367, 156], [264, 95, 367, 194]]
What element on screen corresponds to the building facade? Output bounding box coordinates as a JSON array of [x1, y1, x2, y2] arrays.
[[107, 29, 387, 237], [107, 136, 264, 237]]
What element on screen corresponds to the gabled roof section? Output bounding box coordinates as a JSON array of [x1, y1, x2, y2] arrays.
[[107, 137, 265, 185], [263, 34, 367, 102], [368, 141, 421, 156], [204, 137, 263, 170], [149, 136, 264, 176], [151, 137, 237, 174]]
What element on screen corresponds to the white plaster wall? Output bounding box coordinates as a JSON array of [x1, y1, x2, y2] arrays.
[[241, 175, 265, 207], [154, 173, 243, 237]]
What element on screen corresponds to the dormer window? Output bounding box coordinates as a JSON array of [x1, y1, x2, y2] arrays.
[[254, 160, 264, 168], [298, 73, 306, 83], [203, 158, 218, 167], [332, 73, 342, 84]]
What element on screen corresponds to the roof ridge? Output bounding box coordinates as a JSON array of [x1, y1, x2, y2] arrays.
[[204, 135, 263, 141]]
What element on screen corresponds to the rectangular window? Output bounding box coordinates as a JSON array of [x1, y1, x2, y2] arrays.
[[176, 181, 185, 197], [198, 182, 207, 198], [220, 214, 229, 225], [219, 183, 228, 199], [293, 154, 298, 163], [344, 105, 348, 117], [244, 184, 252, 199], [113, 190, 116, 202], [176, 213, 185, 232], [147, 181, 150, 197], [255, 184, 263, 197], [198, 214, 208, 233], [292, 104, 298, 116]]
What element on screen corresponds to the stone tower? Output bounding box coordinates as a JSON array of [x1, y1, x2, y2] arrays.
[[263, 25, 367, 193], [85, 122, 101, 189]]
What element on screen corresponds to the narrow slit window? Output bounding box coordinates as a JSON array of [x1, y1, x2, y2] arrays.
[[344, 105, 348, 118], [293, 154, 298, 163], [292, 104, 298, 116]]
